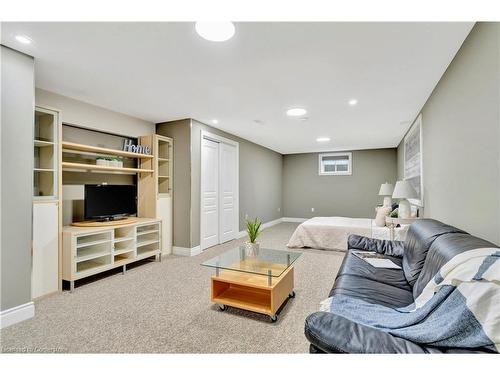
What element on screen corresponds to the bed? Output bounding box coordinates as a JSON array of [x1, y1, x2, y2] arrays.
[[287, 216, 409, 252]]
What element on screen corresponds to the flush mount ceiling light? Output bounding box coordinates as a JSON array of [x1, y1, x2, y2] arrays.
[[348, 99, 358, 106], [211, 119, 219, 124], [316, 137, 331, 142], [286, 108, 307, 117], [15, 35, 32, 44], [195, 22, 235, 42]]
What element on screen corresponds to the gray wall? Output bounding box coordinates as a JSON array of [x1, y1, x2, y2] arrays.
[[157, 119, 283, 249], [283, 149, 398, 219], [396, 22, 500, 244], [190, 120, 283, 248], [1, 46, 34, 311], [36, 88, 154, 137], [156, 119, 192, 248]]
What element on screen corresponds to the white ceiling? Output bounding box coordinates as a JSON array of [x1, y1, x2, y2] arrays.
[[1, 22, 473, 154]]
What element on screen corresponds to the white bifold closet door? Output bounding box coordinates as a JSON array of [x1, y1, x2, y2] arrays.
[[219, 142, 237, 243], [201, 138, 220, 249], [201, 137, 238, 251]]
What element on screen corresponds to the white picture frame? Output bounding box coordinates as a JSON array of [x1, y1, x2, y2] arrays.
[[403, 114, 424, 207]]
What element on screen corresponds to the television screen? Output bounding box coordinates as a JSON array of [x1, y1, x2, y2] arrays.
[[84, 184, 137, 220]]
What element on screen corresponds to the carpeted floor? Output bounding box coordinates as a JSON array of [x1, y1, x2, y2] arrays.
[[0, 223, 345, 353]]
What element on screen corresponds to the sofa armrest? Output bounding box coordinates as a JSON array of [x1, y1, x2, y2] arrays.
[[348, 234, 404, 257], [304, 312, 427, 354]]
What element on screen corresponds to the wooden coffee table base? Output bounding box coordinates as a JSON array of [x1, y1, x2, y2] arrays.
[[211, 267, 295, 322]]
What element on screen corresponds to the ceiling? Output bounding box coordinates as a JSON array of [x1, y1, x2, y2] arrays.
[[1, 22, 473, 154]]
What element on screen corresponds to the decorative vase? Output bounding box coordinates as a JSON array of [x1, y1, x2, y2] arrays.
[[96, 159, 108, 166], [244, 242, 260, 257]]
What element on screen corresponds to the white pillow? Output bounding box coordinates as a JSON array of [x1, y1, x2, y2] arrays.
[[374, 206, 391, 227]]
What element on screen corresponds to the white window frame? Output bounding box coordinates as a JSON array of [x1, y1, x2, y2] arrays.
[[318, 152, 352, 176]]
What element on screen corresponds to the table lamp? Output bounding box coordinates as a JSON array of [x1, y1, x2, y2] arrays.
[[392, 180, 418, 219], [378, 182, 394, 207]]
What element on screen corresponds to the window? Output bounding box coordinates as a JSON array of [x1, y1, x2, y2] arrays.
[[319, 152, 352, 175]]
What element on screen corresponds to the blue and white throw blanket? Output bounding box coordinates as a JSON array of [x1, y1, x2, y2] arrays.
[[320, 248, 500, 351]]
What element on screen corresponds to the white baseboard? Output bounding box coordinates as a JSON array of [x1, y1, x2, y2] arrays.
[[262, 217, 283, 229], [1, 302, 35, 329], [192, 217, 290, 255], [282, 217, 308, 223], [173, 246, 202, 257], [238, 217, 285, 238]]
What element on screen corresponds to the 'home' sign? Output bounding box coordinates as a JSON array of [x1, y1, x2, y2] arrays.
[[123, 139, 151, 155]]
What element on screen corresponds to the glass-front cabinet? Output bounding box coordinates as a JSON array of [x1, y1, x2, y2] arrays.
[[34, 107, 59, 199]]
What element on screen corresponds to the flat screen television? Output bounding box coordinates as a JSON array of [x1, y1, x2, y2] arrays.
[[84, 184, 137, 221]]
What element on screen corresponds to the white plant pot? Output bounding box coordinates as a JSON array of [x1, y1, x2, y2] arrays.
[[96, 159, 108, 166], [244, 242, 260, 257]]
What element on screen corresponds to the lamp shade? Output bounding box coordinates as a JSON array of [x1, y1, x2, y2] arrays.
[[392, 180, 418, 199], [378, 182, 394, 196]]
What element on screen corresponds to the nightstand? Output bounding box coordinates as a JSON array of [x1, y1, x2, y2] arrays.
[[385, 217, 419, 240]]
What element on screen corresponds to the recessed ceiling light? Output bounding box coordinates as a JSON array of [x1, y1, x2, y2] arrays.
[[286, 108, 307, 117], [211, 119, 219, 124], [15, 35, 32, 44], [195, 22, 235, 42], [316, 137, 331, 142], [348, 99, 358, 106]]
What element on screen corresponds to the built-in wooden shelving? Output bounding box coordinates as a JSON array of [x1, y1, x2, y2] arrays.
[[62, 141, 154, 174], [62, 162, 153, 174], [62, 141, 154, 159]]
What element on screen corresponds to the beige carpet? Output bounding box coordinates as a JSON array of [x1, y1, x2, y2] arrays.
[[0, 223, 345, 353]]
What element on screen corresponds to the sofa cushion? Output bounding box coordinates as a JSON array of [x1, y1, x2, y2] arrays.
[[305, 312, 497, 354], [305, 312, 429, 353], [330, 274, 414, 308], [412, 232, 498, 299], [403, 219, 467, 286], [336, 250, 410, 291]]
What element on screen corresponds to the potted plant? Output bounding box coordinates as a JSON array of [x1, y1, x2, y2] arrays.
[[245, 217, 262, 257], [116, 156, 123, 168], [109, 156, 122, 168], [96, 156, 108, 166]]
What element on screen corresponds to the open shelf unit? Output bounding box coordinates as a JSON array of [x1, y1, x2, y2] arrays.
[[136, 223, 160, 259], [62, 161, 153, 174], [61, 141, 154, 174], [211, 267, 294, 317], [62, 141, 154, 159], [62, 218, 162, 291]]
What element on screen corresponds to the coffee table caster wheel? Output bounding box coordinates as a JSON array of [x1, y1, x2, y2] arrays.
[[218, 304, 226, 311], [289, 291, 296, 298], [270, 314, 278, 322]]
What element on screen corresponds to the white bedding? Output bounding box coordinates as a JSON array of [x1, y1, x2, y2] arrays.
[[286, 216, 409, 251]]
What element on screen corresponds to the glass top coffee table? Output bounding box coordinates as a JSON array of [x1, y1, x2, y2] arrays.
[[201, 246, 302, 322]]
